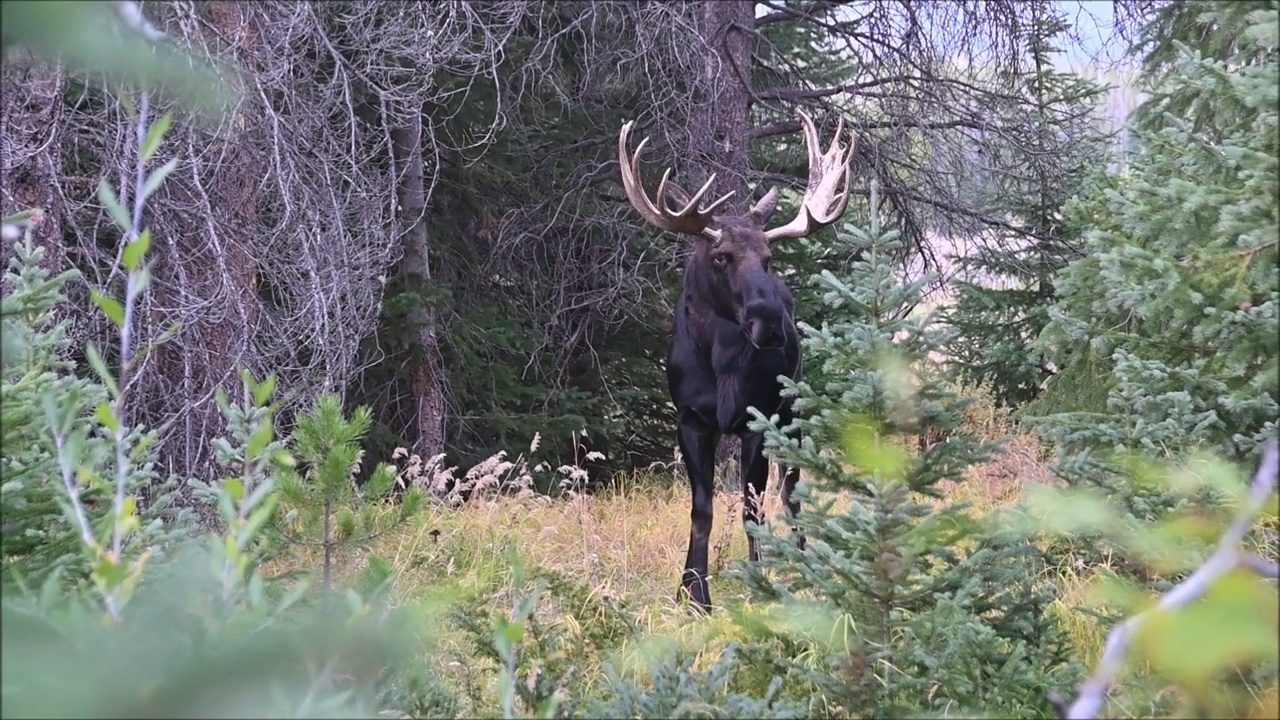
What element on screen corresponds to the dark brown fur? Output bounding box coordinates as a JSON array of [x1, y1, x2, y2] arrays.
[[665, 193, 805, 613]]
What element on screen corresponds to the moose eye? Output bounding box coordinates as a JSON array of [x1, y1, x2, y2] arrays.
[[761, 256, 772, 272], [712, 254, 729, 268]]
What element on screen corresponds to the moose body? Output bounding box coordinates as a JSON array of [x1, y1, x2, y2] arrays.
[[665, 230, 804, 610], [619, 110, 855, 612]]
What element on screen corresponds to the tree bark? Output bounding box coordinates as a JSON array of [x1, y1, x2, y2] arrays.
[[687, 0, 756, 215], [144, 0, 262, 492], [390, 106, 447, 462]]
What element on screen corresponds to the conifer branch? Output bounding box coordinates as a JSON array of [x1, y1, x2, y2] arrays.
[[1057, 437, 1279, 720]]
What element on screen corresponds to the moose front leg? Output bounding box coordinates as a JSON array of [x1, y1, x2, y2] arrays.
[[740, 432, 771, 563], [676, 414, 718, 613], [780, 460, 805, 551], [776, 404, 806, 552]]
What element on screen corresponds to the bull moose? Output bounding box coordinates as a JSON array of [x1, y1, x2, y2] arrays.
[[617, 109, 855, 612]]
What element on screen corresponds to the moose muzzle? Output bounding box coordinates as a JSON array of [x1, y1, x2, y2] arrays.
[[743, 301, 787, 350]]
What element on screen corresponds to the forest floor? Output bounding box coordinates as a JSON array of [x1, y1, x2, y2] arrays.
[[272, 391, 1150, 713]]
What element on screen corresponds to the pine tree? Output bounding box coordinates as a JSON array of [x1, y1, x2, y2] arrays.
[[947, 3, 1111, 407], [274, 394, 424, 596], [738, 184, 1079, 718]]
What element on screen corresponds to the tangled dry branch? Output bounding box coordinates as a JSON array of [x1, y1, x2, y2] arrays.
[[4, 0, 530, 481], [473, 0, 1141, 388], [2, 0, 1155, 477]]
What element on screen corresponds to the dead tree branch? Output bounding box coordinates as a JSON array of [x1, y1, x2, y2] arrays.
[[1057, 437, 1280, 720]]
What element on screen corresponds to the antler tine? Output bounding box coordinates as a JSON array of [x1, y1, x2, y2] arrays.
[[663, 171, 734, 218], [618, 120, 726, 240], [764, 109, 857, 242]]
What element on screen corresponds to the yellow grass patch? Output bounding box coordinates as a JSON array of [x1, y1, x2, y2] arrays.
[[260, 391, 1158, 715]]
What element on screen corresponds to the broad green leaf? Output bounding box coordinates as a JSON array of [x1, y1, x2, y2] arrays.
[[225, 477, 245, 503], [115, 497, 139, 537], [247, 570, 266, 608], [94, 402, 121, 434], [128, 429, 160, 463], [140, 112, 173, 162], [122, 228, 151, 271], [1135, 570, 1279, 686], [129, 266, 152, 296], [246, 419, 273, 461], [493, 617, 525, 657], [117, 550, 150, 606], [38, 567, 65, 608], [91, 290, 124, 328], [841, 415, 910, 481], [241, 494, 278, 544], [1084, 573, 1152, 615], [2, 207, 45, 224], [93, 554, 129, 591], [141, 158, 178, 201], [253, 374, 277, 407], [113, 83, 137, 122], [1026, 484, 1124, 536], [97, 180, 132, 232], [216, 486, 236, 524], [274, 579, 311, 615], [84, 343, 121, 398], [272, 449, 297, 468], [0, 0, 241, 124], [243, 478, 275, 512]]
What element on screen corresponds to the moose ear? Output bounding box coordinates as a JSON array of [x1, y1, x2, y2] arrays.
[[748, 186, 779, 227]]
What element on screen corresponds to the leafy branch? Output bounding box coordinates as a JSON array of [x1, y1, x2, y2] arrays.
[[1054, 437, 1280, 720], [41, 88, 176, 624]]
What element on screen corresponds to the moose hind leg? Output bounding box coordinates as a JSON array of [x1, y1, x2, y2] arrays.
[[740, 433, 770, 563], [676, 416, 718, 613]]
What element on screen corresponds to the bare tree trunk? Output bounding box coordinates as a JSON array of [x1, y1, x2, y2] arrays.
[[390, 106, 447, 462], [1, 56, 66, 286], [687, 0, 756, 215], [144, 0, 262, 494]]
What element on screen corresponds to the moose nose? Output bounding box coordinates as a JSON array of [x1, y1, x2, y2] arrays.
[[748, 318, 786, 350], [743, 301, 786, 350]]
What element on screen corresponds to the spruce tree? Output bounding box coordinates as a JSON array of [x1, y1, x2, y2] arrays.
[[738, 185, 1079, 718], [1031, 0, 1278, 506], [1019, 9, 1278, 710], [1, 229, 100, 584]]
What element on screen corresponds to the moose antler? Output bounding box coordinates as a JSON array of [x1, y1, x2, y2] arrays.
[[618, 120, 735, 241], [763, 109, 855, 242]]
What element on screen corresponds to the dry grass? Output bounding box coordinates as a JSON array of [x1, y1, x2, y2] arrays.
[[261, 386, 1154, 713]]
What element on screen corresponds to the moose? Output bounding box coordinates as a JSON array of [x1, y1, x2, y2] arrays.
[[618, 109, 855, 612]]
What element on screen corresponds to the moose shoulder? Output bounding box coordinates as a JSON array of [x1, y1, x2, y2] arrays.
[[618, 110, 855, 613]]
